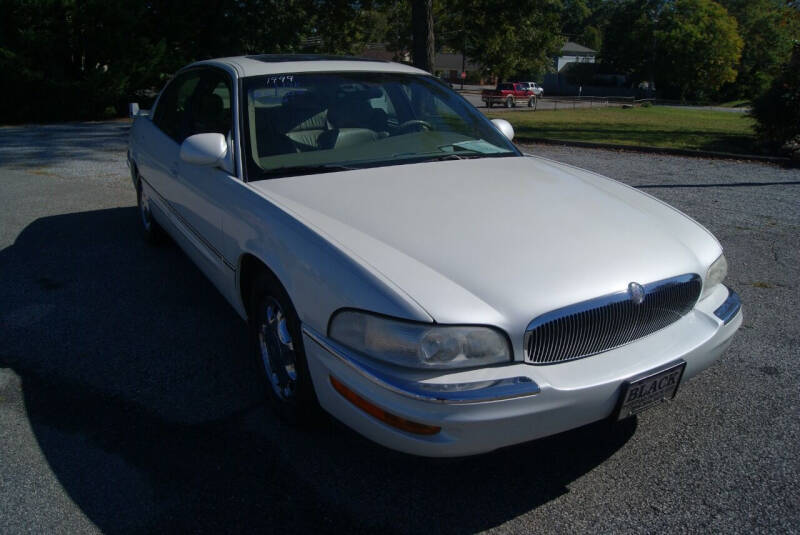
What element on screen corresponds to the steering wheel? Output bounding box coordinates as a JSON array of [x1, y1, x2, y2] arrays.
[[396, 119, 433, 133]]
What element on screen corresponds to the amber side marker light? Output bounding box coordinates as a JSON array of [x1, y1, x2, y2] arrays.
[[329, 375, 441, 436]]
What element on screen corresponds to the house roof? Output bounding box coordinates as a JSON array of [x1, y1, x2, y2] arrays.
[[561, 41, 597, 55], [433, 52, 481, 71], [359, 46, 481, 72]]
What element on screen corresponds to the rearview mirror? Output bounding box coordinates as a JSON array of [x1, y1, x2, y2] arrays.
[[180, 133, 228, 166], [491, 118, 515, 141]]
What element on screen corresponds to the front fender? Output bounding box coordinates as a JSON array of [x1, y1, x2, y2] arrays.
[[230, 182, 433, 334]]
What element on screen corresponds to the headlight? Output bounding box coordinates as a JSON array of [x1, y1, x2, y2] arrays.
[[329, 310, 512, 369], [701, 254, 728, 299]]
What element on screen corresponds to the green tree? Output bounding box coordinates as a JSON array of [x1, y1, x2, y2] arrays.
[[0, 0, 320, 122], [383, 0, 453, 62], [601, 0, 743, 100], [561, 0, 592, 37], [718, 0, 800, 99], [579, 25, 603, 52], [0, 0, 570, 121], [440, 0, 565, 82], [655, 0, 743, 100], [601, 0, 655, 83], [751, 43, 800, 156], [0, 0, 162, 120], [560, 0, 607, 51], [303, 1, 393, 55]]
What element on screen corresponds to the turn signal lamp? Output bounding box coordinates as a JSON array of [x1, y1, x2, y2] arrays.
[[329, 376, 441, 436]]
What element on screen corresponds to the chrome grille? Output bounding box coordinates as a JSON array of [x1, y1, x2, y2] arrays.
[[524, 274, 702, 364]]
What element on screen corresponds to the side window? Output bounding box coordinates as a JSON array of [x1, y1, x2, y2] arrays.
[[188, 72, 233, 138], [152, 71, 202, 142]]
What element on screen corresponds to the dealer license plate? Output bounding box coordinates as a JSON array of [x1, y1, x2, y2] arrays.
[[615, 360, 686, 421]]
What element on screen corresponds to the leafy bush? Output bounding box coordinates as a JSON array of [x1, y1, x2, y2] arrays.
[[751, 43, 800, 157]]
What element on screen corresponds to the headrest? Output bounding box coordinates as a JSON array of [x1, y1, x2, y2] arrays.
[[327, 94, 372, 128], [196, 93, 223, 116]]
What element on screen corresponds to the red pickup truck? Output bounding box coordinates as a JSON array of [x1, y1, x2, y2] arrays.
[[482, 82, 537, 108]]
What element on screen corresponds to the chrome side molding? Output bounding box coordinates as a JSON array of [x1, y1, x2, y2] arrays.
[[302, 326, 540, 404], [714, 286, 741, 324]]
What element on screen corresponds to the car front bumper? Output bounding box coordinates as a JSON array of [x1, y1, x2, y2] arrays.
[[303, 285, 742, 457]]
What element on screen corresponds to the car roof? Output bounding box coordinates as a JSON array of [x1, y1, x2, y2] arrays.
[[187, 54, 429, 78]]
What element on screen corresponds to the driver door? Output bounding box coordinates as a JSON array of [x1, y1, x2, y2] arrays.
[[170, 67, 239, 292]]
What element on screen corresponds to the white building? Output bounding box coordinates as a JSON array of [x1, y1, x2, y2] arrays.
[[555, 41, 597, 72]]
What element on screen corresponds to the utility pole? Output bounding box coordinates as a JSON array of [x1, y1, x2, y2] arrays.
[[649, 0, 667, 98], [461, 32, 466, 90], [411, 0, 435, 73]]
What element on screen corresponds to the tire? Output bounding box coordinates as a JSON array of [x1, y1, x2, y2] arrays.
[[505, 97, 513, 108], [249, 270, 318, 424], [136, 175, 162, 244]]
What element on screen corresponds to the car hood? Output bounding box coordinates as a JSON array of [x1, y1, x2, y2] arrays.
[[249, 156, 720, 339]]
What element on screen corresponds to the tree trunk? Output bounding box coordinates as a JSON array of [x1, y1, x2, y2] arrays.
[[411, 0, 435, 73]]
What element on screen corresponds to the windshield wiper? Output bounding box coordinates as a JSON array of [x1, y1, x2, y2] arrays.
[[431, 153, 485, 161], [426, 152, 514, 162], [258, 164, 357, 179]]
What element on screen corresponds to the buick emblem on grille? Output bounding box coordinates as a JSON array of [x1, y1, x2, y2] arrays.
[[628, 282, 646, 305]]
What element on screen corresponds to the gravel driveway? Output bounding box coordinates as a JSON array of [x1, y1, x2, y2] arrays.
[[1, 122, 798, 533]]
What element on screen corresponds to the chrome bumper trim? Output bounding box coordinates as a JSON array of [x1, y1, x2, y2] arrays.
[[713, 286, 741, 324], [302, 326, 540, 404]]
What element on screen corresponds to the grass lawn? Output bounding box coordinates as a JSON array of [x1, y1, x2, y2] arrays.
[[487, 106, 759, 155], [718, 99, 751, 108]]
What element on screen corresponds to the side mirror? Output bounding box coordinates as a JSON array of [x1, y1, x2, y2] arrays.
[[129, 102, 150, 118], [180, 133, 228, 166], [491, 118, 515, 141]]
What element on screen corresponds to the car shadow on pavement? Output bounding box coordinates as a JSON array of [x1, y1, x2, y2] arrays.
[[0, 207, 636, 534]]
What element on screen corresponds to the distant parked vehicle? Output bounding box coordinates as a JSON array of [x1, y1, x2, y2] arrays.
[[481, 82, 536, 108], [518, 82, 543, 97]]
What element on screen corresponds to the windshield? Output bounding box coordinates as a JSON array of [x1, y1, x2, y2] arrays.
[[241, 72, 519, 180]]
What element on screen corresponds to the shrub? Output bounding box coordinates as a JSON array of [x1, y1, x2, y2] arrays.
[[751, 43, 800, 157]]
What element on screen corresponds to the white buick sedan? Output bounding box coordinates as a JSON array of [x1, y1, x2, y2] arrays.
[[127, 55, 742, 457]]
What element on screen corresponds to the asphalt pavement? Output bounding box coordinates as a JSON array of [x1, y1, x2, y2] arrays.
[[1, 122, 798, 534]]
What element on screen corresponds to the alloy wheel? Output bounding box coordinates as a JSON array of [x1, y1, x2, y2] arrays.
[[138, 185, 152, 232], [258, 297, 298, 402]]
